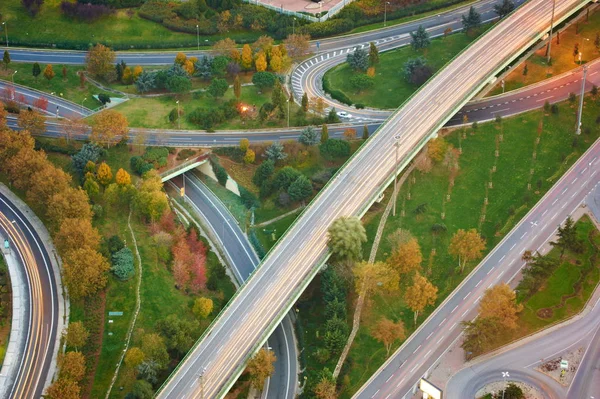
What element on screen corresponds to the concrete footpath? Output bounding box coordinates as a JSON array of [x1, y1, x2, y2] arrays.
[[0, 238, 28, 399], [0, 184, 68, 395]]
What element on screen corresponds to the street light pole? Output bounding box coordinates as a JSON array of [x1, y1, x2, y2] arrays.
[[392, 139, 399, 217], [81, 97, 87, 115], [579, 37, 589, 65], [293, 17, 296, 35], [287, 99, 290, 127], [576, 65, 588, 135], [2, 22, 7, 48], [501, 371, 509, 399], [176, 100, 181, 129], [546, 0, 556, 64], [11, 70, 17, 100], [198, 367, 206, 399], [384, 2, 390, 27], [501, 79, 505, 94], [196, 25, 200, 51]]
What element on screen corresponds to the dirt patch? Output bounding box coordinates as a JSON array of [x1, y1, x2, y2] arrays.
[[535, 347, 585, 387], [536, 307, 553, 319]]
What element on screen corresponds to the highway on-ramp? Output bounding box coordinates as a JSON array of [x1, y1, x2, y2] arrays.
[[155, 1, 591, 397], [0, 192, 59, 399], [168, 172, 298, 399]]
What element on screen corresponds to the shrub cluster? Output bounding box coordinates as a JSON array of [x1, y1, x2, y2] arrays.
[[60, 1, 114, 21], [130, 147, 169, 175], [188, 100, 238, 130]]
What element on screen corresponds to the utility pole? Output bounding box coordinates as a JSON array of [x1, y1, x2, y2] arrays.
[[287, 99, 290, 127], [198, 367, 206, 399], [196, 25, 200, 51], [546, 0, 556, 64], [576, 65, 588, 135], [392, 140, 399, 217], [501, 371, 509, 399]]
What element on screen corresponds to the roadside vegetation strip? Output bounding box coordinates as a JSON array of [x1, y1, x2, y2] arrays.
[[297, 96, 600, 397], [104, 209, 143, 399], [0, 253, 11, 366]]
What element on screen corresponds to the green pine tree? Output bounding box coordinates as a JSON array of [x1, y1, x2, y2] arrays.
[[32, 62, 41, 80], [362, 125, 369, 140], [321, 124, 329, 143], [2, 50, 10, 70]]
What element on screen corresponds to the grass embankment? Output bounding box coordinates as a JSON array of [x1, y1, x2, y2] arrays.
[[298, 96, 600, 397], [518, 216, 599, 331], [0, 255, 10, 366], [489, 8, 600, 95], [0, 63, 113, 108], [0, 0, 259, 50], [323, 28, 486, 109]]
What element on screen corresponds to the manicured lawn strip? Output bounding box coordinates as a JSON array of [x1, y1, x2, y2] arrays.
[[488, 8, 600, 95], [0, 63, 113, 108], [297, 97, 600, 397], [323, 28, 485, 109], [518, 216, 600, 331], [0, 0, 260, 50]]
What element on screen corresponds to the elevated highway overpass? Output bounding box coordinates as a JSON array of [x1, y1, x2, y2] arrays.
[[149, 1, 595, 397]]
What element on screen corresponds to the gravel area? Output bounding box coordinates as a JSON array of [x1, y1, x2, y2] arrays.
[[475, 380, 543, 399], [535, 346, 585, 387]]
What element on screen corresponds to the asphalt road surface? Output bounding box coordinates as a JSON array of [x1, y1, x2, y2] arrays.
[[294, 0, 528, 121], [445, 183, 600, 399], [4, 0, 499, 66], [0, 80, 92, 120], [446, 262, 600, 399], [355, 137, 600, 399], [0, 193, 59, 399], [168, 173, 298, 399], [155, 1, 592, 397]]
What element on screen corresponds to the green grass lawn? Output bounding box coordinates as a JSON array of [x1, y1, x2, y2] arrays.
[[0, 255, 10, 367], [0, 63, 115, 108], [297, 95, 600, 397], [113, 85, 301, 130], [252, 212, 299, 252], [323, 28, 487, 109], [488, 8, 600, 95], [518, 216, 600, 331], [0, 0, 260, 50]]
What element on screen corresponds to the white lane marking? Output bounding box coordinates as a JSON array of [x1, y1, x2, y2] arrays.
[[536, 95, 553, 102], [572, 177, 578, 184], [409, 364, 420, 373], [425, 350, 432, 358], [413, 345, 421, 354], [436, 336, 445, 344], [487, 266, 495, 275], [475, 280, 482, 288], [475, 295, 481, 303], [426, 332, 434, 340], [552, 198, 559, 205], [500, 255, 506, 262], [463, 292, 471, 300], [542, 210, 548, 217], [397, 377, 406, 387], [450, 322, 457, 331], [386, 374, 394, 383], [371, 389, 380, 398], [562, 187, 568, 195], [439, 318, 447, 326], [510, 243, 516, 250], [451, 305, 458, 313], [520, 232, 527, 239]]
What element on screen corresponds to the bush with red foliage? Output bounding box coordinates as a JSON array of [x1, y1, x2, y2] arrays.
[[33, 96, 49, 112], [60, 1, 114, 21], [172, 228, 207, 293]]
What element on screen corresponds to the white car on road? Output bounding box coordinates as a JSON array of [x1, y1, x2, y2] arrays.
[[337, 111, 352, 119]]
